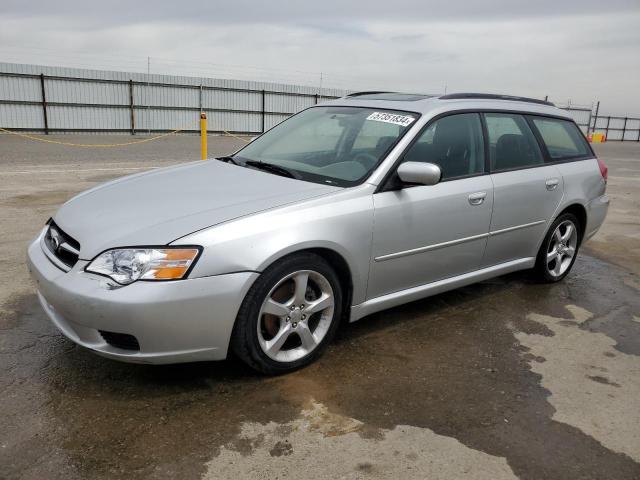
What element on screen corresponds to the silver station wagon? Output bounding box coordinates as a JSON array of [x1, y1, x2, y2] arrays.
[[27, 92, 610, 374]]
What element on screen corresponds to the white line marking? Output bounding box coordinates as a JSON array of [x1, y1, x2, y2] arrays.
[[0, 166, 160, 175]]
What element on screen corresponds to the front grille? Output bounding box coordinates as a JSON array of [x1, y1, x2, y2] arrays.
[[99, 330, 140, 351], [44, 221, 80, 268]]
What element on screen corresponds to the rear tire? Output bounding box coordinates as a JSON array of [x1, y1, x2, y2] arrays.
[[231, 252, 342, 375], [534, 213, 581, 283]]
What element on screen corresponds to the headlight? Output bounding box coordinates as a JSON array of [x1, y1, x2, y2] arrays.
[[86, 247, 201, 285]]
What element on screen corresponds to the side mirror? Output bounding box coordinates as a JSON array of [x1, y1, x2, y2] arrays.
[[397, 162, 441, 186]]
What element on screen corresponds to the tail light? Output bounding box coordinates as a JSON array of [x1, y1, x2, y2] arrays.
[[597, 158, 608, 183]]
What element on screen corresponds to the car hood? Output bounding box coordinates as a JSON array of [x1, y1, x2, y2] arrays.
[[53, 160, 340, 259]]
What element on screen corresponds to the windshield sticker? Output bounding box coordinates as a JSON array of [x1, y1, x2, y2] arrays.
[[366, 112, 415, 127]]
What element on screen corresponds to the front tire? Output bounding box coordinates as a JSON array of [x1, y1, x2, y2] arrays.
[[534, 213, 581, 283], [231, 252, 343, 375]]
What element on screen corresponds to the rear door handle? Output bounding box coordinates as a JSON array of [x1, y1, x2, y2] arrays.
[[468, 191, 487, 205], [545, 178, 560, 190]]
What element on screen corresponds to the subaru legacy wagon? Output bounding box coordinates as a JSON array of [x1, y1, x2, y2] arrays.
[[27, 92, 609, 374]]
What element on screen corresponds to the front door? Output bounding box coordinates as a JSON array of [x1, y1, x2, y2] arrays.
[[368, 113, 493, 299]]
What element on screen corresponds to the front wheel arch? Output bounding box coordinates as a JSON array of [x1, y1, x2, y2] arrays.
[[257, 247, 354, 324], [300, 248, 353, 323], [230, 251, 345, 374]]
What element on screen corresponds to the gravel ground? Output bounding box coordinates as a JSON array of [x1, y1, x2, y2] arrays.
[[0, 134, 639, 479]]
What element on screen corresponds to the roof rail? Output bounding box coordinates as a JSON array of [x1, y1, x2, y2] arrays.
[[440, 93, 554, 106], [345, 91, 395, 97]]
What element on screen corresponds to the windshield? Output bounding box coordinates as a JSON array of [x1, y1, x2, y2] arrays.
[[233, 106, 419, 187]]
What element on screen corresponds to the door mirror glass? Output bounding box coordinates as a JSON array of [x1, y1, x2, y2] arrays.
[[397, 162, 441, 186]]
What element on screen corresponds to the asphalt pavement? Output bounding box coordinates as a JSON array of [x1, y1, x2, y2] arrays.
[[1, 134, 638, 479]]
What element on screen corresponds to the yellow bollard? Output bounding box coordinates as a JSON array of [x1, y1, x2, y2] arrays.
[[200, 112, 207, 160]]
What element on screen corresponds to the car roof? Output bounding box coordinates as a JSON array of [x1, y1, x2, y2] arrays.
[[320, 92, 572, 119]]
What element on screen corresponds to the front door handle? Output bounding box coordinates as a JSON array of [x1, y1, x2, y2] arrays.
[[545, 178, 560, 190], [468, 191, 487, 205]]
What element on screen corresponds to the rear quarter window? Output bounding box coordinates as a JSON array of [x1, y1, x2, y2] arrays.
[[530, 116, 592, 160]]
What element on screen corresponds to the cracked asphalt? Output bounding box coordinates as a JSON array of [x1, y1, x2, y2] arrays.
[[0, 135, 639, 479]]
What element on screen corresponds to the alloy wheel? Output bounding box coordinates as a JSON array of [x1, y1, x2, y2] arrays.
[[546, 220, 578, 278], [257, 270, 335, 362]]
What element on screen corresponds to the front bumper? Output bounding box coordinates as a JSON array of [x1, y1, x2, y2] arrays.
[[27, 230, 258, 364]]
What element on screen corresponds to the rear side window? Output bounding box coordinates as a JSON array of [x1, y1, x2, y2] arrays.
[[402, 113, 484, 180], [530, 116, 591, 160], [485, 113, 544, 172]]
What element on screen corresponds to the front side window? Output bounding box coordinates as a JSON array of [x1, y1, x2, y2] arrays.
[[485, 113, 544, 171], [234, 107, 418, 187], [530, 116, 591, 160], [401, 113, 485, 180]]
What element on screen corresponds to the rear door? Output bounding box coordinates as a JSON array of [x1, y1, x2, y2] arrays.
[[481, 112, 563, 267]]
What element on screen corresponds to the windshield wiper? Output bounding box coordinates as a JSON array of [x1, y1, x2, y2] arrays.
[[215, 156, 241, 165], [244, 160, 298, 179], [221, 156, 298, 179]]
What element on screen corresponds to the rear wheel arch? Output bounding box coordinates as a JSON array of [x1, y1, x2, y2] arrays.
[[558, 203, 587, 245], [534, 212, 581, 282]]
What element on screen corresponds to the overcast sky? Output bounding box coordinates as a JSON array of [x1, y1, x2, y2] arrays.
[[1, 0, 639, 114]]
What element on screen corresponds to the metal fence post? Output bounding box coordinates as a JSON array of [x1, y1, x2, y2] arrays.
[[621, 117, 628, 142], [605, 116, 611, 140], [129, 80, 135, 135], [592, 101, 600, 134], [315, 94, 319, 104], [39, 73, 49, 135], [261, 90, 266, 133]]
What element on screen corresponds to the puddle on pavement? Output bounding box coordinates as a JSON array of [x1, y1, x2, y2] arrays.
[[84, 173, 129, 183], [517, 304, 640, 463], [4, 190, 75, 209], [1, 255, 639, 479], [203, 401, 518, 479]]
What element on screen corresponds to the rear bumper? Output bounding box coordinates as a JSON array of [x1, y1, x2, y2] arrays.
[[584, 194, 610, 242], [27, 231, 258, 364]]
